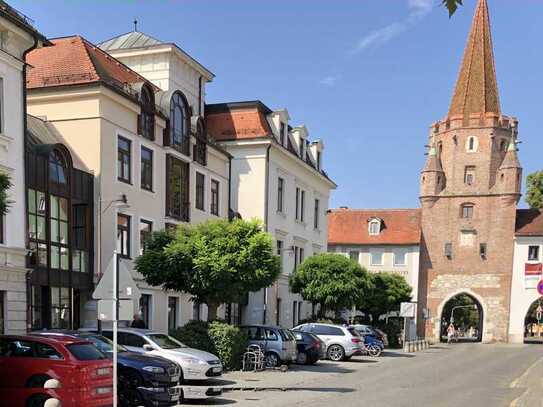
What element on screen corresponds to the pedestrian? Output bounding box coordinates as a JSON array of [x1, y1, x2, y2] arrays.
[[447, 323, 455, 344], [131, 313, 146, 329]]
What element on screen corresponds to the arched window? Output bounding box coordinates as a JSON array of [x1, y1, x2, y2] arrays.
[[466, 136, 478, 152], [139, 85, 155, 141], [49, 150, 67, 185], [170, 91, 190, 155]]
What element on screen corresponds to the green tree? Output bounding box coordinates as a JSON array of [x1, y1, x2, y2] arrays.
[[358, 272, 412, 324], [135, 219, 280, 320], [289, 253, 371, 317], [0, 172, 12, 216], [526, 171, 543, 209], [443, 0, 463, 17]]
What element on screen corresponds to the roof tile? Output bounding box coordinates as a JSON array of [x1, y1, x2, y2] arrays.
[[515, 209, 543, 236]]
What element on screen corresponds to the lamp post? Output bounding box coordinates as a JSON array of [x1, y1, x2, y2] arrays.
[[99, 194, 129, 407]]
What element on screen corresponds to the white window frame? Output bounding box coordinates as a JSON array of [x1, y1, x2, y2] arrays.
[[370, 249, 384, 266], [368, 219, 381, 236], [393, 248, 408, 266]]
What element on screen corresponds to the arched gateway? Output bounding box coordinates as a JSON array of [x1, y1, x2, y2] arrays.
[[524, 297, 543, 344], [440, 293, 484, 342]]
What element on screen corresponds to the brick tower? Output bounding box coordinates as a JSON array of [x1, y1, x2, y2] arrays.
[[418, 0, 522, 343]]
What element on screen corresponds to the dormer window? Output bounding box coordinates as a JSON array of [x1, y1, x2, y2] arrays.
[[300, 140, 305, 159], [280, 122, 286, 146], [139, 85, 155, 141], [368, 218, 382, 235], [317, 151, 322, 170]]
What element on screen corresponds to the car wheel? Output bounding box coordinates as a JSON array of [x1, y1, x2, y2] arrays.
[[327, 345, 345, 362], [119, 387, 145, 407], [26, 394, 50, 407], [265, 352, 280, 368], [296, 351, 308, 365], [368, 345, 382, 357]]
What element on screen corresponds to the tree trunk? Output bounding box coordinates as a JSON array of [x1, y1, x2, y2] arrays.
[[207, 302, 220, 322]]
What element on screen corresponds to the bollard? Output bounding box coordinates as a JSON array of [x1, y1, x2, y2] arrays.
[[404, 342, 409, 353]]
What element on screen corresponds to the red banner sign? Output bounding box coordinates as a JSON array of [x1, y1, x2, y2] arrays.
[[525, 263, 543, 275]]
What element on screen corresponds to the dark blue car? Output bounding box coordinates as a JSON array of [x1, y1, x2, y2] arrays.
[[31, 330, 182, 407]]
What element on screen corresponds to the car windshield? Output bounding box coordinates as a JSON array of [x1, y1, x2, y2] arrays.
[[147, 334, 186, 349], [81, 334, 127, 354], [67, 343, 108, 360]]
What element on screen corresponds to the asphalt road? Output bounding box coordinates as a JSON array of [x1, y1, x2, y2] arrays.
[[203, 343, 542, 407]]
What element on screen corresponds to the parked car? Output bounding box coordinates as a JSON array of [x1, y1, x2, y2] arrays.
[[350, 324, 389, 347], [293, 323, 362, 361], [94, 328, 223, 382], [31, 330, 182, 407], [240, 325, 297, 367], [291, 330, 325, 365], [0, 334, 113, 407]]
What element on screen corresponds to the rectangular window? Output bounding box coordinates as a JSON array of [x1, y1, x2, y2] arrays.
[[140, 146, 153, 191], [166, 155, 190, 221], [370, 249, 383, 266], [394, 248, 408, 266], [295, 187, 300, 220], [462, 205, 474, 219], [349, 251, 359, 262], [117, 214, 131, 258], [72, 205, 89, 273], [460, 231, 476, 247], [139, 219, 152, 255], [0, 215, 4, 244], [210, 179, 219, 216], [314, 199, 320, 229], [117, 136, 131, 183], [50, 287, 71, 329], [50, 196, 69, 271], [139, 294, 151, 328], [464, 166, 476, 186], [168, 297, 178, 331], [277, 240, 283, 272], [300, 190, 305, 222], [195, 172, 205, 211], [528, 245, 540, 261], [277, 177, 284, 213]]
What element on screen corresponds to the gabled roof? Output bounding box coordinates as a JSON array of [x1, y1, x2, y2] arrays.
[[516, 209, 543, 237], [448, 0, 500, 119], [328, 209, 421, 246], [99, 31, 163, 51], [26, 36, 159, 95]]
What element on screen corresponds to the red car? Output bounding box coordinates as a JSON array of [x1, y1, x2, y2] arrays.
[[0, 335, 113, 407]]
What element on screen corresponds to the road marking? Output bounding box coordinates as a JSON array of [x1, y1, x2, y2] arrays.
[[509, 355, 543, 407]]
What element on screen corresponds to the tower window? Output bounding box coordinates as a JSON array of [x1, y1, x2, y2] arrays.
[[499, 139, 507, 152], [464, 166, 476, 185], [461, 204, 474, 219], [466, 136, 478, 152]]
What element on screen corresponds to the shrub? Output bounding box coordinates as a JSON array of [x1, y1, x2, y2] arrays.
[[169, 320, 247, 370], [208, 321, 247, 370], [377, 320, 403, 348]]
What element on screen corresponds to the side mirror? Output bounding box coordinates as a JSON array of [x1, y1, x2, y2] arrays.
[[44, 379, 61, 389], [44, 399, 62, 407], [143, 344, 154, 352]]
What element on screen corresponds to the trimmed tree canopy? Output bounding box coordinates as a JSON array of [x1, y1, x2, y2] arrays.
[[135, 219, 280, 320], [289, 253, 371, 315], [358, 272, 412, 323], [526, 171, 543, 209]]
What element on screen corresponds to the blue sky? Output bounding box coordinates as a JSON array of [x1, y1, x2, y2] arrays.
[[11, 0, 543, 209]]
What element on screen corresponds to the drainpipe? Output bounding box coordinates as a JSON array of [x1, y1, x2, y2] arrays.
[[22, 35, 40, 333], [227, 155, 232, 220], [262, 144, 271, 325]]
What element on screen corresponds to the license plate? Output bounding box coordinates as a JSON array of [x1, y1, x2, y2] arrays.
[[212, 367, 222, 373], [171, 375, 180, 382], [170, 394, 180, 401]]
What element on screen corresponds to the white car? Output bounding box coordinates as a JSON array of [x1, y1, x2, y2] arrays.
[[293, 323, 363, 361], [97, 328, 223, 381]]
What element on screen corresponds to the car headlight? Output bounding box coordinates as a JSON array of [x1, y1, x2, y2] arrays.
[[142, 366, 165, 374], [181, 357, 207, 365]]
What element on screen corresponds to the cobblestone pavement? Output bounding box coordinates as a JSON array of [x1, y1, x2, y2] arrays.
[[192, 344, 542, 407]]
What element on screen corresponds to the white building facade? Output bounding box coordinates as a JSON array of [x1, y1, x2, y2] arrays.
[[508, 209, 543, 343], [327, 208, 421, 332], [0, 3, 45, 334], [207, 101, 336, 327]]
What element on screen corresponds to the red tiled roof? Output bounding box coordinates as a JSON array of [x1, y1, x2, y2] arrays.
[[206, 108, 272, 141], [515, 209, 543, 236], [26, 36, 157, 92], [328, 209, 421, 246]]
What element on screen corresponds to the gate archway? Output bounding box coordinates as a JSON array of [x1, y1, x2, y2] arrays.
[[440, 293, 483, 342], [524, 297, 543, 344]]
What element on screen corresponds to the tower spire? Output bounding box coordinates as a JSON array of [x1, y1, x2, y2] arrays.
[[448, 0, 500, 120]]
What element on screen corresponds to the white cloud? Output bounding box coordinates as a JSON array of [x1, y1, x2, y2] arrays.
[[352, 0, 434, 54], [319, 75, 340, 87]]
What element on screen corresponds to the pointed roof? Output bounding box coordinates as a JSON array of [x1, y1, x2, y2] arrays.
[[499, 141, 521, 169], [99, 31, 163, 51], [448, 0, 500, 119], [422, 145, 443, 172]]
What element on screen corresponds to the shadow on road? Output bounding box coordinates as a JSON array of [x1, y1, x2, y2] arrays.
[[183, 398, 237, 405], [204, 378, 238, 386], [381, 351, 415, 358], [288, 362, 356, 374]]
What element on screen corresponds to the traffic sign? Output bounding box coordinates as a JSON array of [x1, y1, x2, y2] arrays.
[[93, 256, 141, 300], [400, 302, 417, 318], [537, 280, 543, 296]]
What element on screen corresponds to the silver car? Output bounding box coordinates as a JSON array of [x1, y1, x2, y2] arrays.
[[293, 323, 362, 361], [97, 328, 223, 381], [240, 325, 297, 367]]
